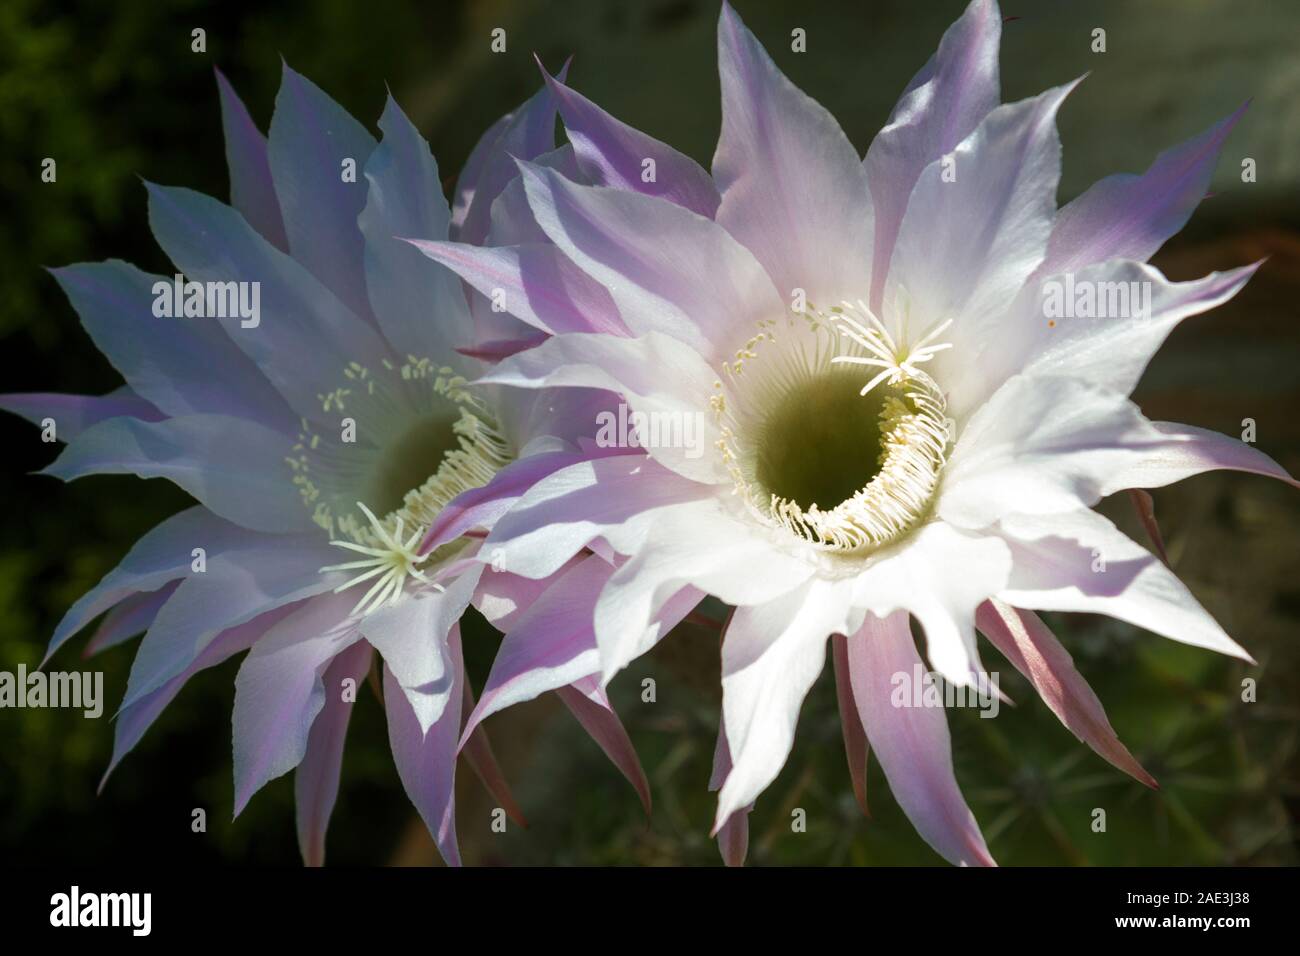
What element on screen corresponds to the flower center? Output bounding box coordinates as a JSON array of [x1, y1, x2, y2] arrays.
[[713, 299, 953, 554], [290, 358, 513, 614]]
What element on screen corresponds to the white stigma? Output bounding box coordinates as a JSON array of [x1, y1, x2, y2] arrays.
[[319, 502, 444, 616], [829, 297, 953, 398]]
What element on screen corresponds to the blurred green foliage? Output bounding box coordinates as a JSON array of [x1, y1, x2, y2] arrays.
[[1, 0, 1296, 866]]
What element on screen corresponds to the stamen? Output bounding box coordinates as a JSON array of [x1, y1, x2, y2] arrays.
[[710, 294, 954, 555], [302, 358, 514, 616]]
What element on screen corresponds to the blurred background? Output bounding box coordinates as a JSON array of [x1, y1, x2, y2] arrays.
[[1, 0, 1297, 866]]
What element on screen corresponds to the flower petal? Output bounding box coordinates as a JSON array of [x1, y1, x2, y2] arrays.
[[864, 0, 1001, 308], [845, 610, 996, 866], [44, 506, 256, 665], [481, 330, 727, 484], [888, 79, 1079, 362], [232, 591, 364, 816], [455, 74, 564, 245], [146, 182, 392, 428], [1040, 103, 1248, 276], [0, 390, 163, 442], [596, 501, 814, 683], [714, 576, 857, 827], [542, 65, 719, 218], [460, 553, 615, 741], [996, 509, 1252, 662], [360, 568, 481, 735], [709, 720, 751, 866], [84, 581, 179, 657], [831, 633, 870, 816], [406, 239, 625, 338], [851, 521, 1011, 689], [295, 638, 374, 865], [269, 63, 377, 322], [938, 375, 1167, 529], [1100, 421, 1299, 494], [713, 1, 873, 305], [214, 68, 288, 251], [975, 599, 1156, 787], [102, 603, 301, 790], [42, 413, 317, 534], [122, 536, 345, 709], [384, 626, 465, 866], [484, 453, 713, 580], [556, 676, 652, 816], [359, 95, 474, 360], [49, 261, 295, 430], [519, 162, 783, 360]]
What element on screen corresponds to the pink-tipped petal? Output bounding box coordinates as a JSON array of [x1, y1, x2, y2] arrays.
[[846, 611, 996, 867], [384, 625, 465, 867], [557, 676, 652, 817], [1101, 421, 1300, 495], [976, 600, 1157, 788], [460, 676, 527, 828], [84, 581, 178, 657], [295, 639, 374, 866], [831, 633, 870, 816], [865, 0, 1001, 308], [1127, 489, 1170, 567], [709, 720, 752, 866]]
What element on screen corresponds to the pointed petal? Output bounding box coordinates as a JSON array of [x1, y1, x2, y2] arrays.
[[888, 80, 1080, 351], [479, 331, 727, 484], [865, 0, 1001, 308], [542, 67, 719, 218], [557, 676, 652, 816], [1041, 103, 1249, 276], [460, 554, 615, 741], [713, 1, 873, 305], [714, 576, 855, 826], [831, 633, 870, 816], [997, 509, 1253, 662], [231, 592, 364, 816], [456, 74, 564, 245], [709, 721, 751, 866], [976, 600, 1156, 787], [295, 639, 374, 865], [46, 507, 254, 665], [269, 64, 377, 321], [123, 536, 345, 708], [48, 261, 294, 429], [1127, 489, 1170, 566], [102, 603, 301, 789], [406, 239, 625, 337], [459, 674, 526, 828], [0, 390, 163, 442], [1100, 421, 1299, 494], [845, 610, 996, 866], [359, 95, 474, 360], [215, 68, 289, 251], [484, 453, 713, 580], [146, 182, 392, 428], [518, 162, 782, 360], [42, 413, 316, 534], [84, 581, 179, 657], [360, 568, 480, 735], [938, 375, 1167, 529], [384, 626, 465, 866]]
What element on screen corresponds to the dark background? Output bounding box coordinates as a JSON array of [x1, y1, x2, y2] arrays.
[[1, 0, 1297, 866]]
